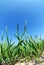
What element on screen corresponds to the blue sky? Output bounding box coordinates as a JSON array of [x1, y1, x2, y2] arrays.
[[0, 0, 44, 42]]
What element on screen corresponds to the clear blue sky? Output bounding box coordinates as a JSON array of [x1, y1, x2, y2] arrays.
[[0, 0, 44, 42]]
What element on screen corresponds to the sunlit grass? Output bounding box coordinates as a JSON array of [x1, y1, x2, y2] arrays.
[[0, 23, 44, 65]]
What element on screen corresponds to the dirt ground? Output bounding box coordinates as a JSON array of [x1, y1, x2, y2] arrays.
[[15, 53, 44, 65]]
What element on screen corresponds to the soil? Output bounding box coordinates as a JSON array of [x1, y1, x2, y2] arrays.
[[1, 53, 44, 65], [15, 53, 44, 65]]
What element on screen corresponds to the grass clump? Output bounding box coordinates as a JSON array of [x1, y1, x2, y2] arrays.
[[0, 23, 44, 65]]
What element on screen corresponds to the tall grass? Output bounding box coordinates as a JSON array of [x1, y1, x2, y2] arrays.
[[0, 23, 44, 65]]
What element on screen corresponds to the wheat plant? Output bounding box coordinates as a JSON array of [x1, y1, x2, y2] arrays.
[[0, 23, 44, 65]]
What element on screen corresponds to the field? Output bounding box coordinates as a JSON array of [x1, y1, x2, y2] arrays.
[[0, 23, 44, 65]]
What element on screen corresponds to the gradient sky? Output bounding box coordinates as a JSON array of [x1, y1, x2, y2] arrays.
[[0, 0, 44, 42]]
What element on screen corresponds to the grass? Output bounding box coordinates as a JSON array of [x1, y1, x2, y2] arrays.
[[0, 23, 44, 65]]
